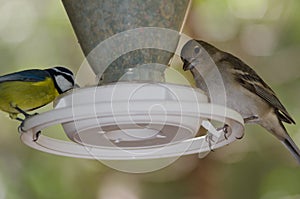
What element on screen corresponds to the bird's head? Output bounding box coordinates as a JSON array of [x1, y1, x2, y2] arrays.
[[46, 66, 75, 94], [180, 39, 220, 71]]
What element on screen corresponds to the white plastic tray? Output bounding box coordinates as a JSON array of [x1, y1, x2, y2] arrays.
[[20, 83, 244, 160]]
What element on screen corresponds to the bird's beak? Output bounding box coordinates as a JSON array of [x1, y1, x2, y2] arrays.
[[182, 58, 195, 71]]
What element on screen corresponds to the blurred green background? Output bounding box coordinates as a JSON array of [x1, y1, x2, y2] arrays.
[[0, 0, 300, 198]]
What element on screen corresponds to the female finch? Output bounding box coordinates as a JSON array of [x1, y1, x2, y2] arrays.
[[181, 39, 299, 163]]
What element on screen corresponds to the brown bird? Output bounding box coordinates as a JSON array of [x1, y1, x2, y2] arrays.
[[181, 39, 299, 163]]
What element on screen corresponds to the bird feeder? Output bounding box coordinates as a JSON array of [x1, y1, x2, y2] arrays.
[[20, 0, 244, 171]]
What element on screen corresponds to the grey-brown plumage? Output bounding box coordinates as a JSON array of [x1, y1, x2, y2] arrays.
[[181, 39, 299, 164]]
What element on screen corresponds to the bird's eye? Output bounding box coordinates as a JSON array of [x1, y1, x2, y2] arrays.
[[194, 46, 201, 55]]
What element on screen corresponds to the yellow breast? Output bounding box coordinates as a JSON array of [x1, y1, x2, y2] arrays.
[[0, 77, 59, 114]]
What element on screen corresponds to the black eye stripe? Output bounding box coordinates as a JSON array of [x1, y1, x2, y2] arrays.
[[46, 67, 75, 85], [55, 73, 74, 85], [62, 74, 75, 85]]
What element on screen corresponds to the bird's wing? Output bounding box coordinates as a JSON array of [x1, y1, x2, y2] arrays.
[[0, 69, 50, 83], [222, 55, 295, 124]]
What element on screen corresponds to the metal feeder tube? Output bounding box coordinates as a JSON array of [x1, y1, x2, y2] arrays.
[[62, 0, 190, 84]]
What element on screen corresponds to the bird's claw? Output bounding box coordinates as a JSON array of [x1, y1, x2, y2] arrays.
[[204, 124, 231, 152], [16, 113, 41, 142], [217, 124, 230, 140], [18, 123, 26, 134], [33, 131, 41, 142]]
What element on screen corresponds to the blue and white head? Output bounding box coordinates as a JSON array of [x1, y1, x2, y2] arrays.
[[46, 66, 75, 94]]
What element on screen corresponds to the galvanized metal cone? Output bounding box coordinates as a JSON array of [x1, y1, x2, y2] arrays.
[[62, 0, 190, 84]]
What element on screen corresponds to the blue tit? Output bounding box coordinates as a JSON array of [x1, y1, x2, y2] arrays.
[[0, 66, 74, 121], [181, 39, 299, 164]]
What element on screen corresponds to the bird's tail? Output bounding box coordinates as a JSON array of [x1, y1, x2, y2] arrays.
[[276, 120, 300, 164], [263, 115, 300, 164], [281, 134, 300, 164]]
